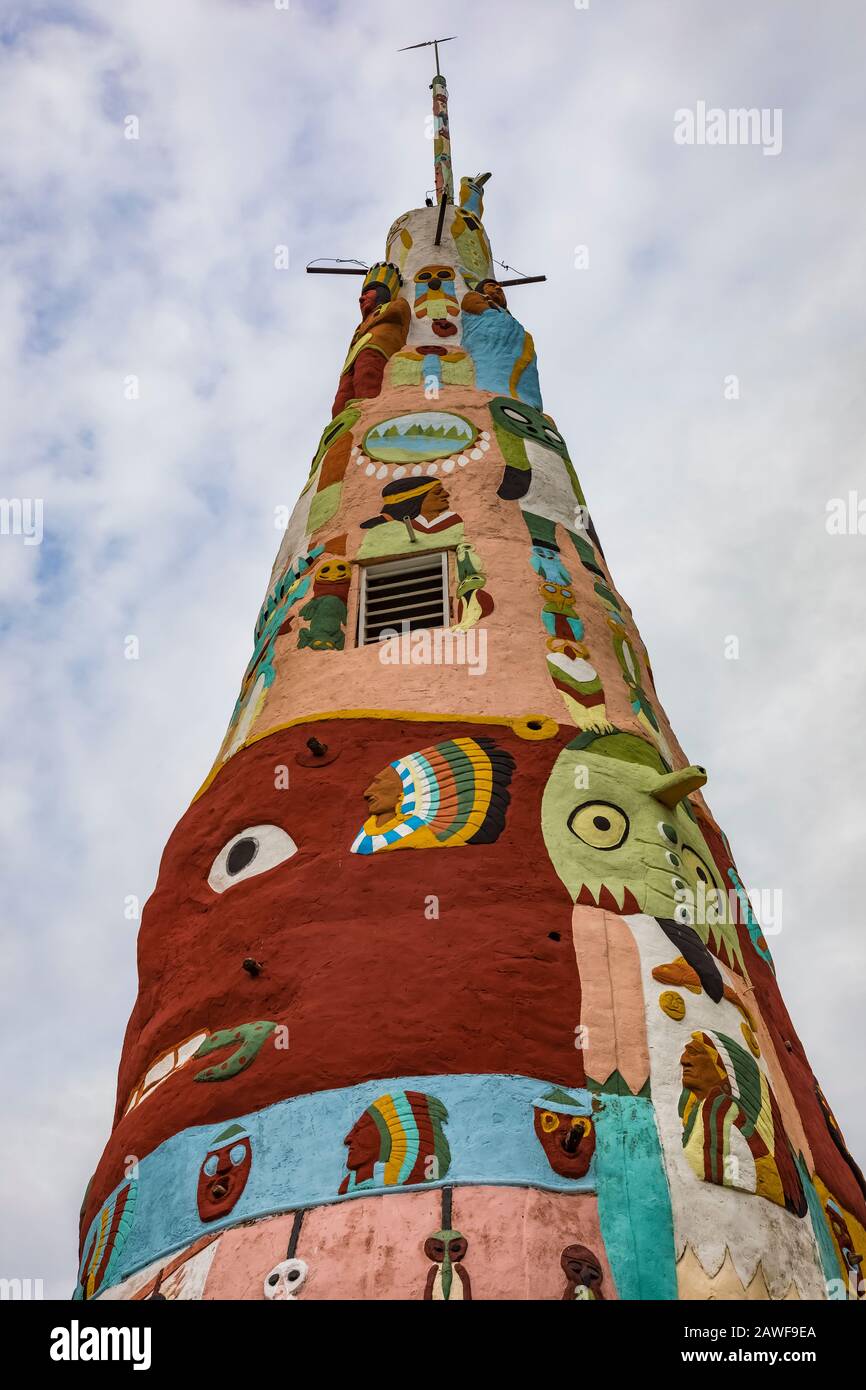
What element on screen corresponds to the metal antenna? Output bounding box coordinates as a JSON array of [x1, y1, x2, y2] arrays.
[[398, 35, 457, 77], [399, 36, 458, 203]]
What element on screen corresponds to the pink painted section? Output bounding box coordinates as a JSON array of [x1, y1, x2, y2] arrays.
[[295, 1191, 441, 1300], [572, 905, 650, 1095], [204, 1212, 298, 1300], [235, 382, 689, 770], [451, 1185, 617, 1300], [200, 1188, 616, 1299]]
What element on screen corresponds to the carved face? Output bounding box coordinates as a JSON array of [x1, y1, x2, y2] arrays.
[[413, 265, 459, 330], [362, 766, 402, 821], [680, 1039, 725, 1099], [360, 285, 386, 317], [538, 580, 576, 615], [414, 265, 455, 293], [263, 1258, 308, 1300], [533, 1105, 596, 1179], [424, 1232, 468, 1264], [561, 1244, 603, 1290], [490, 397, 568, 460], [542, 731, 729, 939], [479, 279, 507, 309], [314, 558, 352, 591], [196, 1127, 252, 1222], [342, 1111, 381, 1183], [419, 481, 450, 519]]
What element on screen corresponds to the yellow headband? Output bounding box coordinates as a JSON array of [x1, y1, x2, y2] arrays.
[[383, 481, 438, 506]]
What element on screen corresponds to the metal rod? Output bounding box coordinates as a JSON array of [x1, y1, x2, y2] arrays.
[[497, 275, 547, 286], [434, 192, 448, 245], [306, 266, 368, 275]]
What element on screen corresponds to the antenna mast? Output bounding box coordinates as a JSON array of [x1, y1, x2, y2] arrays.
[[398, 36, 457, 203]]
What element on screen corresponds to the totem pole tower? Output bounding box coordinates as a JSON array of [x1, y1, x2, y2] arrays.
[[77, 55, 865, 1303]]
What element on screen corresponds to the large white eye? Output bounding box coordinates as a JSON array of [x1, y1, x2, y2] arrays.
[[208, 824, 297, 893]]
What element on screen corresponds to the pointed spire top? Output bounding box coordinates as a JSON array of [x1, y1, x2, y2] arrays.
[[399, 36, 457, 203]]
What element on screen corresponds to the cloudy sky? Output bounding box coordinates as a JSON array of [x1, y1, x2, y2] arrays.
[[2, 0, 864, 1296]]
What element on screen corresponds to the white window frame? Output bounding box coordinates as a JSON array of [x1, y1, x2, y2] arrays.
[[357, 550, 451, 647]]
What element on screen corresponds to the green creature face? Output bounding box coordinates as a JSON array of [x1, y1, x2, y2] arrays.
[[542, 730, 726, 935], [489, 397, 569, 462], [489, 398, 587, 516]]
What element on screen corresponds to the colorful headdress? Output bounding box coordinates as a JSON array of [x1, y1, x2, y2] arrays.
[[75, 1178, 138, 1301], [350, 736, 515, 854], [365, 1090, 451, 1187], [363, 261, 403, 299], [683, 1029, 773, 1149]]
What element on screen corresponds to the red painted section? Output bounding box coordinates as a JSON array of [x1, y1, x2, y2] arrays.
[[83, 718, 580, 1238]]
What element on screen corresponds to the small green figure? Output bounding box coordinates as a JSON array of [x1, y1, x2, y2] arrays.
[[296, 558, 352, 651]]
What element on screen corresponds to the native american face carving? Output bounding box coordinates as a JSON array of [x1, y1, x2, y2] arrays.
[[678, 1030, 807, 1217], [338, 1091, 451, 1195], [350, 736, 514, 854]]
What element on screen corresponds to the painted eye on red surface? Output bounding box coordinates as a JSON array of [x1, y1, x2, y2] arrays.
[[208, 824, 298, 893]]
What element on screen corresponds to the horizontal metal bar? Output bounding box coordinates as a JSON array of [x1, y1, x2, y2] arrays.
[[498, 275, 546, 286], [366, 572, 444, 594], [366, 576, 444, 598], [366, 601, 447, 626], [306, 266, 368, 275]]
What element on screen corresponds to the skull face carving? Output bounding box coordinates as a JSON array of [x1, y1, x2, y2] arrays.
[[263, 1258, 308, 1300]]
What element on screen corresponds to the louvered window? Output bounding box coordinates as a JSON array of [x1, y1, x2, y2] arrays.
[[358, 552, 450, 646]]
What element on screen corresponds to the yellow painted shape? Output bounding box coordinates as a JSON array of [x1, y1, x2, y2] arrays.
[[659, 990, 686, 1020]]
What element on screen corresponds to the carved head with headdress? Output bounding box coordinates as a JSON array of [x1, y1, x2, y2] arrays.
[[360, 475, 453, 530], [339, 1090, 451, 1194], [351, 735, 515, 855], [359, 260, 403, 317], [679, 1029, 806, 1215]]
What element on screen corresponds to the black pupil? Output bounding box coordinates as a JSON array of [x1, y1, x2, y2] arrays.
[[697, 867, 708, 882], [593, 815, 611, 832], [268, 1274, 278, 1285], [288, 1271, 299, 1281], [227, 838, 257, 875]]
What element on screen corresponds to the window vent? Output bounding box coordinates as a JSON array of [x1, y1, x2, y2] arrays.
[[358, 552, 450, 647]]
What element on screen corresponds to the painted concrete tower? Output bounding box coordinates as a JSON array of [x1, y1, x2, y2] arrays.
[[77, 65, 866, 1303]]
